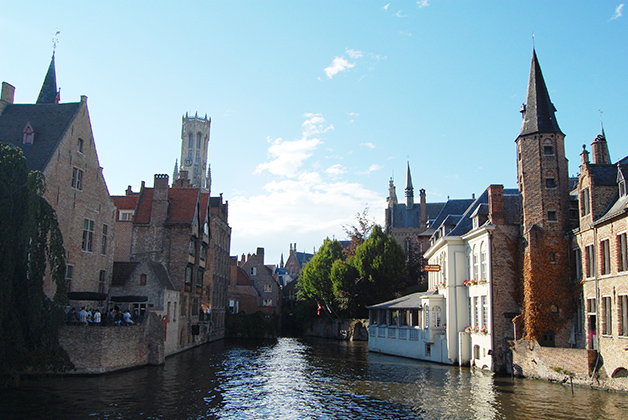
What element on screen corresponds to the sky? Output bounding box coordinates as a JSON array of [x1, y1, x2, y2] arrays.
[[1, 1, 628, 266]]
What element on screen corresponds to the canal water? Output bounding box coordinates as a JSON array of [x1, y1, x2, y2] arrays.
[[1, 337, 627, 419]]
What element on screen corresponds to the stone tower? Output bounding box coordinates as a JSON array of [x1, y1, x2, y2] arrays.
[[176, 112, 211, 191], [516, 49, 573, 346]]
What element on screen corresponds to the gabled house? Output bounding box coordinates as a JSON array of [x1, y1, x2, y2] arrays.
[[574, 135, 628, 384], [284, 243, 313, 279], [0, 54, 116, 302], [237, 248, 282, 315], [228, 256, 261, 314]]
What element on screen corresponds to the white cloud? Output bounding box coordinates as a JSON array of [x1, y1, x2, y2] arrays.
[[367, 164, 383, 173], [360, 142, 376, 149], [233, 113, 386, 263], [611, 4, 624, 20], [346, 49, 363, 59], [417, 0, 430, 8], [383, 3, 390, 10], [324, 56, 355, 79], [325, 164, 347, 177], [255, 113, 332, 177], [394, 11, 406, 18]]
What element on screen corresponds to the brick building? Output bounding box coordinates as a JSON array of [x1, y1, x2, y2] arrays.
[[235, 248, 282, 315], [0, 54, 116, 301], [207, 194, 231, 340], [283, 243, 314, 279], [228, 256, 261, 314], [574, 134, 628, 383]]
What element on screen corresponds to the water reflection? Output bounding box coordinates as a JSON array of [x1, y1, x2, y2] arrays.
[[1, 337, 627, 419]]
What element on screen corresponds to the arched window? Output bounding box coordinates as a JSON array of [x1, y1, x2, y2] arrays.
[[188, 133, 194, 149], [480, 242, 487, 280], [545, 170, 556, 188], [543, 139, 554, 156], [23, 122, 34, 144], [197, 132, 202, 149], [472, 245, 478, 280]]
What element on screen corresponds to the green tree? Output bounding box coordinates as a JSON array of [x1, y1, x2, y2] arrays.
[[0, 145, 72, 383], [297, 238, 346, 312], [352, 225, 409, 307]]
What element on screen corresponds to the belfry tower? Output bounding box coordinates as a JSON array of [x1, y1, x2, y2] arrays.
[[516, 49, 574, 346], [175, 112, 211, 192]]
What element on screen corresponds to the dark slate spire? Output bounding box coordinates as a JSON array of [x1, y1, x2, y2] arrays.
[[519, 49, 561, 137], [405, 161, 414, 209], [36, 53, 59, 104]]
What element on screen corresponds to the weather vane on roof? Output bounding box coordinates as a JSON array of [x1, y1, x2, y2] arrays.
[[599, 109, 605, 135], [52, 29, 60, 53]]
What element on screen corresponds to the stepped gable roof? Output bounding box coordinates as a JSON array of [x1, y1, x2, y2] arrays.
[[0, 102, 81, 171], [519, 49, 562, 137], [367, 290, 438, 309], [37, 54, 59, 104]]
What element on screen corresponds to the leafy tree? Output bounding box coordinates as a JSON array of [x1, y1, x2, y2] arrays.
[[0, 145, 72, 383], [297, 238, 346, 311], [342, 207, 375, 257], [330, 258, 361, 317], [352, 225, 409, 308]]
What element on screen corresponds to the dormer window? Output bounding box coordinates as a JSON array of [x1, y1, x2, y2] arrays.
[[22, 122, 34, 144]]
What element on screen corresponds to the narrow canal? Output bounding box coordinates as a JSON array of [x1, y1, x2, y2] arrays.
[[1, 337, 627, 419]]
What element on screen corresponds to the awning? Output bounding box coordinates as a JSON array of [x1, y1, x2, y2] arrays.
[[68, 291, 108, 301], [109, 295, 149, 303]]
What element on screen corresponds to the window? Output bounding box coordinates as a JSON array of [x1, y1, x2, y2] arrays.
[[82, 219, 94, 252], [72, 168, 83, 190], [264, 284, 272, 293], [192, 298, 199, 316], [601, 296, 612, 335], [581, 188, 590, 216], [480, 242, 487, 280], [167, 302, 171, 321], [77, 138, 84, 153], [181, 296, 187, 317], [618, 233, 628, 272], [189, 239, 196, 257], [585, 245, 595, 278], [400, 310, 408, 326], [23, 123, 34, 144], [188, 133, 193, 149], [481, 295, 488, 328], [601, 239, 611, 275], [196, 132, 202, 149], [573, 248, 582, 281], [473, 296, 479, 327], [548, 210, 557, 221], [426, 343, 432, 357], [472, 246, 478, 280], [98, 270, 106, 294], [140, 273, 147, 286], [119, 210, 134, 221], [263, 299, 273, 306], [544, 145, 554, 155], [473, 344, 480, 360], [619, 295, 628, 337], [250, 267, 257, 276], [546, 176, 556, 188], [200, 244, 207, 261], [196, 268, 203, 287], [101, 224, 108, 254], [587, 298, 597, 314], [433, 306, 442, 327], [185, 265, 193, 285], [65, 265, 74, 292]]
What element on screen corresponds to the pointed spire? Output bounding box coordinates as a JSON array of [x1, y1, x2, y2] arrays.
[[173, 159, 179, 181], [405, 161, 414, 209], [519, 49, 561, 137], [387, 177, 398, 207], [37, 53, 59, 104]]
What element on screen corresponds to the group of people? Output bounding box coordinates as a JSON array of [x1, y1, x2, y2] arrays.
[[66, 306, 142, 326]]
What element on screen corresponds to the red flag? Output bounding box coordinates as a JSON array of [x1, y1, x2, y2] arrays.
[[317, 303, 321, 316]]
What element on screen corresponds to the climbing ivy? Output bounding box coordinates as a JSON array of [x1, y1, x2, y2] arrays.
[[0, 145, 72, 384]]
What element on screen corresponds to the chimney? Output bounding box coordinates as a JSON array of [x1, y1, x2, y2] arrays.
[[488, 185, 505, 225], [126, 185, 133, 196], [1, 82, 15, 103], [591, 134, 610, 165], [153, 174, 169, 198], [256, 247, 265, 264], [420, 188, 427, 232], [151, 174, 170, 225]]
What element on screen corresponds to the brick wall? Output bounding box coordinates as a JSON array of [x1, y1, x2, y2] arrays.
[[59, 311, 164, 374]]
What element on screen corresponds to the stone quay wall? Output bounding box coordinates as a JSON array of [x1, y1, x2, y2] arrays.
[[304, 318, 369, 341], [59, 312, 164, 374]]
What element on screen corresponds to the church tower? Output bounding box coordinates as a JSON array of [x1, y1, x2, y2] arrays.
[[176, 112, 211, 191], [516, 49, 573, 346]]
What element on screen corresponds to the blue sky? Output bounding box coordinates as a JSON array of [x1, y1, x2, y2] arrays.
[[1, 1, 627, 265]]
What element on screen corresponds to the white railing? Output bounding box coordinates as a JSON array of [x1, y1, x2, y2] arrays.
[[398, 328, 407, 340]]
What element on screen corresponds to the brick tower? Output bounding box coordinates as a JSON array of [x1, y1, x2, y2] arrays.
[[176, 112, 211, 192], [516, 50, 574, 346]]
